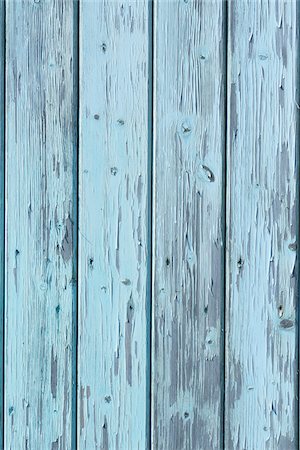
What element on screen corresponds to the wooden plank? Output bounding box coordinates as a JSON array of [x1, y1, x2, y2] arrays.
[[152, 1, 226, 448], [225, 1, 298, 449], [5, 1, 76, 448], [0, 1, 4, 446], [78, 1, 150, 448]]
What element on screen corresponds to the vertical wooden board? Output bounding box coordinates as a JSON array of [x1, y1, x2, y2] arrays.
[[226, 2, 298, 449], [5, 1, 76, 448], [78, 1, 149, 448], [152, 1, 225, 449], [0, 1, 4, 446]]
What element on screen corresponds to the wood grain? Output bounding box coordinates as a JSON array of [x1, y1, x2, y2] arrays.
[[1, 2, 300, 448], [5, 1, 76, 448], [78, 1, 150, 448], [152, 1, 226, 448], [0, 1, 4, 446], [225, 1, 299, 449]]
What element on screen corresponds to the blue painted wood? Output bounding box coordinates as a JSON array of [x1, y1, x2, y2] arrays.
[[0, 1, 4, 447], [78, 1, 150, 448], [1, 2, 299, 448], [225, 1, 298, 449], [152, 1, 226, 448], [5, 1, 76, 448]]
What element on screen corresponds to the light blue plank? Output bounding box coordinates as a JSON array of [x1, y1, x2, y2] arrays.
[[152, 1, 226, 448], [0, 0, 4, 446], [78, 1, 150, 448], [225, 1, 298, 449], [5, 1, 76, 448]]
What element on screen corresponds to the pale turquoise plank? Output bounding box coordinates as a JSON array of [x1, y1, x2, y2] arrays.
[[226, 1, 298, 449], [152, 1, 226, 448], [5, 1, 76, 448], [78, 1, 150, 448]]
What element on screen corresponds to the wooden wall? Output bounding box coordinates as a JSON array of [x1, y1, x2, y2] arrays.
[[0, 1, 299, 449]]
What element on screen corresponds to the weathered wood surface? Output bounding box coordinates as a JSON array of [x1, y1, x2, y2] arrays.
[[226, 1, 299, 449], [152, 1, 226, 448], [5, 1, 76, 448], [1, 1, 300, 448], [0, 2, 4, 448], [78, 1, 150, 448]]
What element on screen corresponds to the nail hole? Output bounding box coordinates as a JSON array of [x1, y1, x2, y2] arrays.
[[111, 167, 118, 176], [237, 257, 244, 269], [181, 122, 191, 134]]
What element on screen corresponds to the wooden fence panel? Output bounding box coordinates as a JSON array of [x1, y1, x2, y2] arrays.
[[152, 1, 226, 449], [78, 1, 150, 448], [226, 1, 299, 449], [1, 1, 300, 448], [5, 1, 76, 448]]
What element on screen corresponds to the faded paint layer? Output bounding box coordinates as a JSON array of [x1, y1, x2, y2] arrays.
[[226, 1, 299, 449], [152, 1, 226, 449], [78, 1, 150, 448], [1, 1, 300, 449], [5, 1, 76, 448]]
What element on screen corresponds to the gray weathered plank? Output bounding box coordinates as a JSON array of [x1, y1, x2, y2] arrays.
[[5, 1, 76, 448], [78, 1, 150, 448], [225, 1, 298, 449], [152, 1, 226, 448]]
